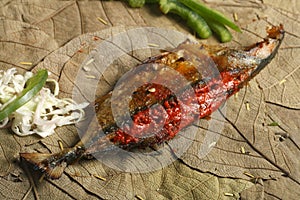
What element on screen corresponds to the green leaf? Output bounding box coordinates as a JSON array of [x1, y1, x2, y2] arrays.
[[267, 122, 279, 126]]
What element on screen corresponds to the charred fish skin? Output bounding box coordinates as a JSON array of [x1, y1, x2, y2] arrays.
[[20, 25, 284, 179], [90, 25, 285, 148]]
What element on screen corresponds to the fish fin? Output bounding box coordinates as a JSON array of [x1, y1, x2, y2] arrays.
[[20, 152, 53, 165], [20, 152, 66, 179], [20, 147, 84, 179], [46, 162, 67, 179]]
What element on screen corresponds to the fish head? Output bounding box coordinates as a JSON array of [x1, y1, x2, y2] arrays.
[[246, 24, 285, 77], [206, 25, 284, 83]]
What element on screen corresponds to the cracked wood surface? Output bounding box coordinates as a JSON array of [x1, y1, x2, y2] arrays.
[[0, 0, 299, 199]]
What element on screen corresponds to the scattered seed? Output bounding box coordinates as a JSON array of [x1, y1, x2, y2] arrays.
[[83, 66, 91, 72], [208, 142, 216, 148], [135, 195, 144, 200], [20, 62, 32, 66], [85, 58, 94, 66], [83, 58, 94, 72], [93, 174, 107, 181], [148, 43, 159, 47], [224, 192, 234, 197], [245, 102, 250, 111], [275, 132, 289, 142], [241, 146, 245, 154], [58, 140, 64, 151], [85, 75, 96, 79], [275, 132, 289, 138], [279, 79, 286, 85], [148, 88, 156, 93], [97, 17, 108, 25], [244, 172, 255, 178], [233, 13, 238, 22]]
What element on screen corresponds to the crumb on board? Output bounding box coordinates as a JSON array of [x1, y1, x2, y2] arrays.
[[243, 171, 255, 178], [93, 174, 107, 181], [148, 43, 159, 47], [20, 62, 32, 66], [241, 146, 245, 154], [279, 79, 286, 85], [245, 102, 250, 111], [224, 192, 234, 197], [233, 12, 238, 21], [85, 58, 94, 66], [97, 17, 108, 25], [85, 75, 96, 79], [58, 140, 64, 151], [135, 195, 145, 200], [83, 66, 91, 72]]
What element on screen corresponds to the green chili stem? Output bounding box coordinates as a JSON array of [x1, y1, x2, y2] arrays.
[[0, 70, 48, 121], [178, 0, 241, 32], [160, 0, 212, 38]]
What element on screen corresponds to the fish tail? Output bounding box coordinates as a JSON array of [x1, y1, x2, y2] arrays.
[[20, 146, 85, 179]]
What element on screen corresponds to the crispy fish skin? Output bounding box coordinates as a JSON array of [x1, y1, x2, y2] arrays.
[[20, 25, 284, 179]]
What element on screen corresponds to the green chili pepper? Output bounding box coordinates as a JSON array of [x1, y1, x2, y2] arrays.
[[206, 18, 232, 43], [160, 0, 212, 38], [178, 0, 241, 32], [0, 69, 48, 121], [125, 0, 241, 42]]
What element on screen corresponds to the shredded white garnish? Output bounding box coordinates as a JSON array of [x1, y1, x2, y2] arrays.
[[0, 68, 89, 138]]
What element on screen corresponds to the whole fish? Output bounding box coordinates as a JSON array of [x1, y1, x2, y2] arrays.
[[20, 25, 284, 179]]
